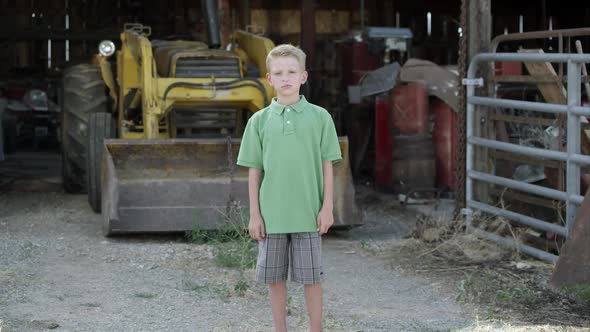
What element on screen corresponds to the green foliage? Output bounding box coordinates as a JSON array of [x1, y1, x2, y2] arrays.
[[563, 283, 590, 305], [186, 204, 257, 299], [134, 292, 158, 299], [496, 286, 533, 303]]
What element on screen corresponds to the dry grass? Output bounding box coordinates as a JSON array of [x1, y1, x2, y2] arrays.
[[367, 214, 590, 328]]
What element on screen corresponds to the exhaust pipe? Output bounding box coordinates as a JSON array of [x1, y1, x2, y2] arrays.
[[201, 0, 221, 48]]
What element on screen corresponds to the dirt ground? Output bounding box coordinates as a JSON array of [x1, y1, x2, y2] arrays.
[[1, 184, 589, 331]]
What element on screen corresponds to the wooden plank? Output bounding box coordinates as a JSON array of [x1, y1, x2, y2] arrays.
[[468, 0, 492, 203], [490, 187, 560, 210], [490, 150, 562, 169], [518, 49, 567, 105], [488, 113, 556, 127]]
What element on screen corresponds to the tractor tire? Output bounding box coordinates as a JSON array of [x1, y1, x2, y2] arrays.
[[87, 112, 115, 213], [61, 64, 108, 193], [2, 113, 18, 154]]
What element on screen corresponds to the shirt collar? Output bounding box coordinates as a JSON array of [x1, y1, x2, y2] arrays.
[[269, 95, 308, 114]]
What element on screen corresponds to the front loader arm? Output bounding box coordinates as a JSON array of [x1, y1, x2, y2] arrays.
[[123, 31, 162, 139], [233, 30, 275, 77]]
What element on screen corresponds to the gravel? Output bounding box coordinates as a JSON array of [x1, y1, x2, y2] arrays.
[[0, 191, 473, 331]]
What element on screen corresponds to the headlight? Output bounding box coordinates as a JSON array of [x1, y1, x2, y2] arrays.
[[98, 40, 116, 57]]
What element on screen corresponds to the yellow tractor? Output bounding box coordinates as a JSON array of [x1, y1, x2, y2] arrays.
[[61, 20, 360, 235]]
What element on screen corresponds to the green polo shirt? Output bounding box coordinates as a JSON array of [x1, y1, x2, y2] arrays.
[[237, 96, 342, 234]]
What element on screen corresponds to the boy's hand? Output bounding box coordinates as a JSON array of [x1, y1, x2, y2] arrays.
[[248, 213, 266, 241], [317, 206, 334, 236]]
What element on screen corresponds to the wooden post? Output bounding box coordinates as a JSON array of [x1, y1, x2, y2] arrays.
[[301, 0, 315, 67], [467, 0, 492, 203], [240, 0, 250, 29], [218, 0, 231, 48]]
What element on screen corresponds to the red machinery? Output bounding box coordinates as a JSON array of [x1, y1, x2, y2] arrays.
[[432, 100, 457, 191]]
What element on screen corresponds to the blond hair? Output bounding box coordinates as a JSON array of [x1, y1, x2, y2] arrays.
[[266, 44, 306, 72]]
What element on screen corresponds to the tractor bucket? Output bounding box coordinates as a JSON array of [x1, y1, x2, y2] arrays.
[[101, 137, 362, 236]]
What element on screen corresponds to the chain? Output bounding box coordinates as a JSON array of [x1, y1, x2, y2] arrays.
[[454, 0, 469, 218], [227, 136, 236, 209]]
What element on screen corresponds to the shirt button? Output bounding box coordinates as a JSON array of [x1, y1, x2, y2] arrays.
[[287, 121, 291, 124], [287, 108, 290, 112]]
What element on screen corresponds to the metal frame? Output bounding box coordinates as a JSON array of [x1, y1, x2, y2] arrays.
[[465, 52, 590, 262]]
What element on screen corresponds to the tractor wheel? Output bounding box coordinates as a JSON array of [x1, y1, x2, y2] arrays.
[[61, 64, 108, 193], [2, 113, 18, 154], [87, 112, 115, 213]]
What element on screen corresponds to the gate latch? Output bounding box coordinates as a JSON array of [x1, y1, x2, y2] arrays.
[[462, 78, 484, 87]]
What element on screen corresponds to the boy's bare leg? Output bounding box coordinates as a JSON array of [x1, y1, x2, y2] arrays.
[[304, 284, 323, 332], [269, 281, 288, 332]]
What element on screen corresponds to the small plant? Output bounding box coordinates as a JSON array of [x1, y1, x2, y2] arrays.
[[233, 279, 249, 297], [214, 241, 257, 269], [496, 286, 533, 303], [186, 203, 257, 271], [286, 295, 294, 316], [212, 283, 232, 299], [183, 279, 209, 293], [134, 292, 157, 299], [563, 283, 590, 305], [456, 272, 475, 303], [186, 203, 256, 299]]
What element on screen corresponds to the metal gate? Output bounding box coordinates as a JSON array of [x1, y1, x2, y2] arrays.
[[464, 52, 590, 262]]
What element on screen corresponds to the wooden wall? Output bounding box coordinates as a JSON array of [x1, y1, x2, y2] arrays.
[[0, 0, 589, 76]]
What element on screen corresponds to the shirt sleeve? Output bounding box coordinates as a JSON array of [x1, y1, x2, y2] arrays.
[[320, 111, 342, 163], [237, 115, 263, 169]]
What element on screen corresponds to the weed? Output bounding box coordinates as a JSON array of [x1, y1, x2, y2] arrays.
[[212, 283, 232, 299], [496, 286, 533, 303], [233, 279, 249, 297], [80, 302, 101, 308], [186, 204, 257, 271], [286, 295, 294, 316], [456, 272, 475, 303], [214, 242, 257, 269], [183, 279, 209, 293], [186, 204, 259, 300], [563, 283, 590, 305], [134, 292, 157, 299]]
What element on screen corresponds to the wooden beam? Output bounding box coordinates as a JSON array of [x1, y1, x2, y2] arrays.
[[468, 0, 492, 203], [301, 0, 315, 68]]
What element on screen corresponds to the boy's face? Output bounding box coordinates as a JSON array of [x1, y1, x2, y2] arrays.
[[266, 56, 308, 99]]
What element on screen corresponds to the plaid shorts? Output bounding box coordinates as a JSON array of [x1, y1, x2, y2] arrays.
[[255, 232, 323, 285]]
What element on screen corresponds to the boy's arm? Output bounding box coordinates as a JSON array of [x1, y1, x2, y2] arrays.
[[248, 167, 265, 240], [317, 160, 334, 235]]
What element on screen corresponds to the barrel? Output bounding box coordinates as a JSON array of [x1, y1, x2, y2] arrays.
[[432, 100, 457, 191], [390, 82, 429, 134], [374, 95, 392, 188], [391, 134, 436, 193]]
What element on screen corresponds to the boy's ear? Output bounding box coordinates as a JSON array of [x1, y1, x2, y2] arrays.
[[301, 70, 308, 84], [265, 72, 272, 84]]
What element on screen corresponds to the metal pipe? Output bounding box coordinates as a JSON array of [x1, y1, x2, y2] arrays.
[[360, 0, 365, 30], [566, 60, 582, 235], [472, 228, 558, 263], [575, 40, 590, 101], [570, 154, 590, 165], [469, 170, 569, 202], [491, 27, 590, 53], [468, 200, 568, 236], [469, 136, 567, 161], [471, 136, 590, 167], [469, 96, 590, 117], [201, 0, 221, 48], [465, 51, 589, 260], [470, 96, 567, 114], [470, 52, 590, 67]]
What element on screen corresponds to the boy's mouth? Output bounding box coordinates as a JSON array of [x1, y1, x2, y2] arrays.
[[281, 84, 292, 89]]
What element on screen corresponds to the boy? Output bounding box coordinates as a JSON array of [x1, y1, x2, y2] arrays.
[[236, 44, 342, 332]]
